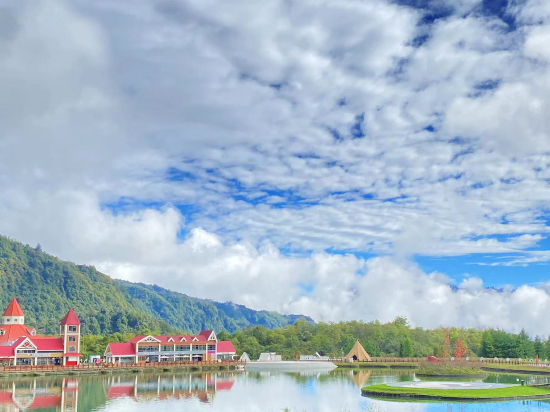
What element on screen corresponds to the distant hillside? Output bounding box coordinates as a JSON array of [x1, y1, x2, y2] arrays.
[[117, 281, 313, 333], [0, 235, 312, 335]]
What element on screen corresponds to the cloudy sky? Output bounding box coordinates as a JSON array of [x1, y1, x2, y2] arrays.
[[2, 0, 550, 334]]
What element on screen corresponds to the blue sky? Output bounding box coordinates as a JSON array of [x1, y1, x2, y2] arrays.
[[2, 0, 550, 333]]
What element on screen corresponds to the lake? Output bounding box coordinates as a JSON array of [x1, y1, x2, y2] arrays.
[[2, 369, 550, 411]]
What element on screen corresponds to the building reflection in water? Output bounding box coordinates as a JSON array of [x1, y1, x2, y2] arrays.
[[0, 372, 236, 411], [106, 372, 236, 404], [0, 378, 78, 411]]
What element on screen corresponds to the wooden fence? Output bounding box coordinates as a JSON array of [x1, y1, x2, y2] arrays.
[[333, 357, 550, 366]]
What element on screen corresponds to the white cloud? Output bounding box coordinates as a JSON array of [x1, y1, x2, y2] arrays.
[[524, 25, 550, 60], [1, 0, 550, 333], [3, 191, 550, 335]]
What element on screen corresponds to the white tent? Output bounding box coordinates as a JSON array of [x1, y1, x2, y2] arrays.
[[258, 353, 281, 362], [239, 352, 250, 362]]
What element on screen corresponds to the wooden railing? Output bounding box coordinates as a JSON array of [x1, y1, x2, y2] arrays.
[[335, 357, 550, 366]]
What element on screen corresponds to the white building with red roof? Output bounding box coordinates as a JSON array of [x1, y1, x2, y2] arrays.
[[216, 341, 236, 361], [104, 329, 237, 365], [0, 298, 82, 366]]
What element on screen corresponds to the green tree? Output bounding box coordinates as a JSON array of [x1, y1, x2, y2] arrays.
[[480, 331, 496, 358], [544, 338, 550, 360], [399, 336, 414, 357], [365, 341, 381, 357], [534, 336, 543, 358]]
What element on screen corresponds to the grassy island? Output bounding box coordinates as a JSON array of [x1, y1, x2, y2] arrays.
[[361, 384, 550, 401]]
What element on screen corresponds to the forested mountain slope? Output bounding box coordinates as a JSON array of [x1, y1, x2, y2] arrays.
[[116, 280, 313, 333], [0, 235, 311, 335]]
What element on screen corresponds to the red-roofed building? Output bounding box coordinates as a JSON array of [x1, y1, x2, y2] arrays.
[[0, 298, 36, 346], [216, 341, 236, 360], [0, 298, 82, 366], [104, 331, 230, 364], [4, 298, 24, 318], [60, 308, 81, 326]]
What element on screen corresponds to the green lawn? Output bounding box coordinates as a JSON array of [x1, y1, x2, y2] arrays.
[[362, 384, 550, 399]]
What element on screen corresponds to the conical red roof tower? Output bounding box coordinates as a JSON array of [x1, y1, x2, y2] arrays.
[[60, 308, 81, 325], [3, 298, 24, 317]]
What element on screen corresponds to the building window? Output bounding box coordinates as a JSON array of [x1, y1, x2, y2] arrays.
[[69, 336, 76, 342], [176, 345, 190, 352], [68, 346, 76, 353], [207, 345, 216, 351], [68, 326, 77, 332], [138, 345, 158, 353], [161, 345, 173, 352], [192, 345, 205, 351]]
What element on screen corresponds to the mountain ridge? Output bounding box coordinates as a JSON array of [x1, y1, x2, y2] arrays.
[[0, 234, 312, 335]]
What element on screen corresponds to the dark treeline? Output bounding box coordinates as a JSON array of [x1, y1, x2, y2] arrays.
[[218, 317, 550, 361]]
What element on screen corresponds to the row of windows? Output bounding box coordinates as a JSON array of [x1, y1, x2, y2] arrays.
[[16, 347, 77, 353], [4, 318, 23, 323], [137, 344, 216, 352]]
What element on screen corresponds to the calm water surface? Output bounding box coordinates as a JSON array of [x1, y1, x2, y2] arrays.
[[2, 369, 550, 411]]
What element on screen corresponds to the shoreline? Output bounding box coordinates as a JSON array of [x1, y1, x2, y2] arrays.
[[416, 373, 487, 378], [481, 366, 550, 375], [361, 389, 550, 402], [335, 363, 418, 369], [0, 363, 240, 378], [361, 383, 550, 402]]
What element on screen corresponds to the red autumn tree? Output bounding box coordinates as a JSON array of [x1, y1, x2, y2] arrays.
[[454, 339, 467, 359]]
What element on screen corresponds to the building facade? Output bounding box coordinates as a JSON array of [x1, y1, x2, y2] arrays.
[[0, 298, 82, 366], [104, 330, 236, 364]]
